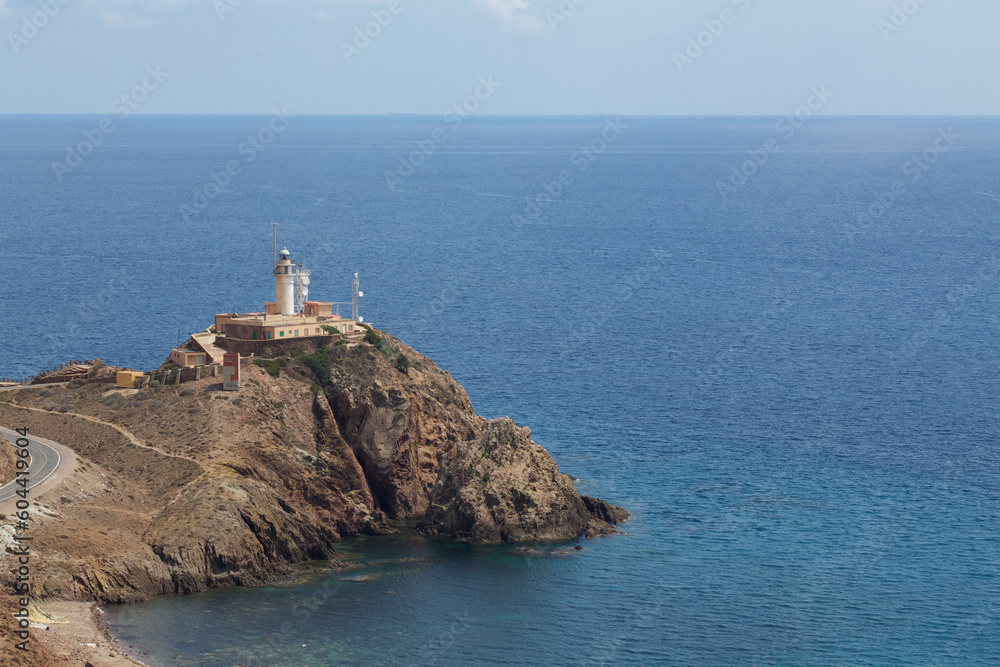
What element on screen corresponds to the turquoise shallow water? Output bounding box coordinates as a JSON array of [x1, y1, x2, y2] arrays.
[[1, 116, 999, 665]]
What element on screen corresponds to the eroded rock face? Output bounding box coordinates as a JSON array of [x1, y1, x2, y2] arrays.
[[0, 331, 626, 605], [419, 418, 629, 543], [324, 340, 485, 519]]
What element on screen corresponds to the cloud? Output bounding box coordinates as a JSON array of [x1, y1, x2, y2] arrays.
[[469, 0, 546, 33], [0, 0, 8, 16]]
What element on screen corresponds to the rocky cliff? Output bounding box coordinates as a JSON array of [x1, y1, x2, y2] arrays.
[[420, 418, 628, 542], [0, 330, 627, 606]]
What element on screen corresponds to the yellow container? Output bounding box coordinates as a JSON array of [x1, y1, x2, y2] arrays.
[[116, 371, 145, 388]]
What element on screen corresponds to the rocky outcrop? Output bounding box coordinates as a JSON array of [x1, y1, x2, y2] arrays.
[[322, 337, 485, 519], [419, 418, 629, 542], [0, 328, 626, 606]]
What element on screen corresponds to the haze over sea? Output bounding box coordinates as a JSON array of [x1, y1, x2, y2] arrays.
[[1, 116, 999, 666]]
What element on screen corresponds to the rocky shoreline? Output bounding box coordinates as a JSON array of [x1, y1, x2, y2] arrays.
[[0, 331, 627, 663]]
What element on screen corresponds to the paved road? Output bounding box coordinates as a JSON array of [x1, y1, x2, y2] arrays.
[[0, 426, 62, 503]]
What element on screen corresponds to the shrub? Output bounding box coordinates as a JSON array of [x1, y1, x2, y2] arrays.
[[300, 349, 336, 386], [253, 358, 283, 378], [395, 354, 410, 374], [364, 329, 397, 363], [363, 329, 384, 348]]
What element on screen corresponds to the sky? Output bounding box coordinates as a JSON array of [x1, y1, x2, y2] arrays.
[[0, 0, 998, 115]]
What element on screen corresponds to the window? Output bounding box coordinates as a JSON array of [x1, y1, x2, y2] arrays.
[[265, 331, 271, 340], [315, 328, 320, 335], [280, 331, 284, 337], [295, 330, 299, 337], [252, 332, 257, 340]]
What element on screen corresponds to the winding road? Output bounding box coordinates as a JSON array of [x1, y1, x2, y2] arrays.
[[0, 426, 65, 506]]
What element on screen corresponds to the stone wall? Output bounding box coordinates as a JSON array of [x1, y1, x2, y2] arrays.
[[216, 335, 326, 357]]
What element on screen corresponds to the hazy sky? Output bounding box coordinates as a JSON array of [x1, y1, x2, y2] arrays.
[[1, 0, 997, 115]]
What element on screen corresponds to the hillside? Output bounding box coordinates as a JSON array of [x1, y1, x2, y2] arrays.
[[0, 331, 627, 609]]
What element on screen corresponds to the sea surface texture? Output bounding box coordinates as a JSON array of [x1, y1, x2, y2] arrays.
[[1, 116, 999, 666]]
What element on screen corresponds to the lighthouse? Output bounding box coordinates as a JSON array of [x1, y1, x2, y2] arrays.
[[274, 247, 295, 315], [211, 235, 361, 352]]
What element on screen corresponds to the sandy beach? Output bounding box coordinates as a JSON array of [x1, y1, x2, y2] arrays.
[[30, 600, 146, 666]]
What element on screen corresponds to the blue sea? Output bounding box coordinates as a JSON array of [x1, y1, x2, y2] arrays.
[[1, 115, 999, 666]]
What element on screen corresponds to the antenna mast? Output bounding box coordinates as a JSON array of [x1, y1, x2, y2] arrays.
[[352, 273, 360, 322]]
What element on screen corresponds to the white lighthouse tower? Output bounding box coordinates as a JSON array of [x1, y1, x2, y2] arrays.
[[274, 247, 296, 315]]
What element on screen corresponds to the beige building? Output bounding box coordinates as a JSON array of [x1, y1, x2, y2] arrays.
[[167, 245, 361, 367], [214, 306, 359, 343], [169, 347, 208, 367], [214, 246, 361, 344]]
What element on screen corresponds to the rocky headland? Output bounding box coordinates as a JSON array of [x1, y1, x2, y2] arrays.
[[0, 330, 627, 664], [0, 331, 628, 602]]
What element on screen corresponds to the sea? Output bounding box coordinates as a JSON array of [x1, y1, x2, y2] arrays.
[[1, 115, 999, 666]]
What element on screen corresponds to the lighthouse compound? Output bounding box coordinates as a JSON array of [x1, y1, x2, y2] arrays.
[[169, 245, 364, 368]]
